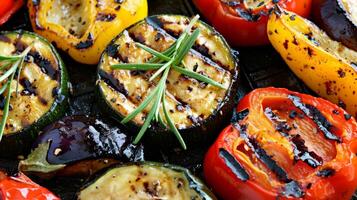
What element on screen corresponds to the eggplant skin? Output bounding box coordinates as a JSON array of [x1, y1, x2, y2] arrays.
[[0, 31, 69, 158], [313, 0, 357, 51], [96, 15, 239, 149], [77, 162, 217, 200]]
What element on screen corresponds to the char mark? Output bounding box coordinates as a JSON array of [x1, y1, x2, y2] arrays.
[[316, 168, 335, 177], [96, 13, 116, 22], [76, 33, 94, 49], [0, 35, 11, 43], [29, 51, 59, 80], [231, 109, 249, 123], [99, 70, 128, 97], [264, 108, 323, 168], [19, 78, 37, 96], [288, 95, 341, 142], [281, 180, 305, 198], [219, 148, 249, 181], [235, 123, 290, 182]]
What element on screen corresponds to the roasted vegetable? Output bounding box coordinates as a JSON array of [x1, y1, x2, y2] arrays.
[[97, 15, 238, 148], [0, 31, 68, 157], [19, 116, 144, 178], [204, 87, 357, 200], [0, 170, 59, 200], [192, 0, 312, 46], [77, 162, 217, 200], [0, 0, 23, 26], [27, 0, 148, 64], [268, 9, 357, 117], [313, 0, 357, 51]]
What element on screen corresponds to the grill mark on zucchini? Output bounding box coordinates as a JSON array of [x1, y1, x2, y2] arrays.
[[19, 78, 37, 96], [147, 16, 234, 71], [29, 51, 59, 80], [145, 18, 232, 72], [99, 70, 129, 97], [288, 95, 341, 142], [0, 35, 11, 43]]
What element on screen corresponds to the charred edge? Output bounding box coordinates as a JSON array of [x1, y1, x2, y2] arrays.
[[96, 13, 116, 22], [99, 70, 129, 97], [288, 95, 341, 142], [76, 33, 94, 49], [29, 50, 59, 80], [236, 8, 260, 22], [32, 0, 45, 30], [106, 44, 119, 58], [0, 35, 11, 43], [264, 107, 291, 136], [219, 148, 249, 181], [316, 168, 335, 178], [281, 180, 305, 198], [235, 124, 290, 182], [291, 135, 323, 168], [231, 109, 249, 123], [265, 108, 323, 168], [19, 78, 37, 96]]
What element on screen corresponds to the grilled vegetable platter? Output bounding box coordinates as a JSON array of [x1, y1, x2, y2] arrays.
[[0, 0, 357, 199]]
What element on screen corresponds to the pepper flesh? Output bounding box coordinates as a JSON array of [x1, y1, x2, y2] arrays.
[[0, 171, 59, 200], [268, 9, 357, 117], [0, 0, 23, 25], [192, 0, 311, 46], [204, 87, 357, 200], [27, 0, 148, 64]]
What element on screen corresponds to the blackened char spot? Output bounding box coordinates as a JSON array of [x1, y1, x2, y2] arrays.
[[288, 95, 341, 142], [236, 8, 260, 21], [29, 51, 58, 80], [281, 181, 304, 198], [231, 109, 249, 123], [235, 124, 290, 182], [291, 135, 323, 168], [76, 33, 94, 49], [20, 78, 37, 96], [96, 13, 116, 22], [32, 0, 40, 6], [316, 168, 335, 177], [99, 70, 128, 97], [0, 35, 11, 43], [219, 148, 249, 181], [106, 44, 119, 58]]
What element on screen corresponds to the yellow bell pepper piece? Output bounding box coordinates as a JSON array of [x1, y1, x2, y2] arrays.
[[28, 0, 148, 65], [268, 9, 357, 117]]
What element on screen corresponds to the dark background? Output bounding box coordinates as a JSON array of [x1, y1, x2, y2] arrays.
[[0, 0, 346, 199]]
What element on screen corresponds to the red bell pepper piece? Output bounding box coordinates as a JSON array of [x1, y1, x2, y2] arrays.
[[0, 0, 23, 26], [204, 87, 357, 199], [0, 171, 59, 200], [192, 0, 312, 46]]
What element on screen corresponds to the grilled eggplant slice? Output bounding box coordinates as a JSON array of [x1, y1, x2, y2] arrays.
[[313, 0, 357, 51], [0, 31, 68, 157], [19, 116, 144, 178], [77, 162, 217, 200], [97, 15, 238, 148]]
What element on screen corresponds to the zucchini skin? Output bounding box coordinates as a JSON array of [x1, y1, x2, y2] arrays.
[[77, 162, 217, 200], [96, 15, 240, 149], [0, 30, 69, 158]]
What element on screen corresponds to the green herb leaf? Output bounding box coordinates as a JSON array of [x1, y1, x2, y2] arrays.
[[111, 63, 162, 70], [173, 29, 200, 65], [173, 65, 226, 89], [162, 92, 186, 150], [135, 42, 171, 62], [0, 59, 20, 83], [0, 74, 15, 141]]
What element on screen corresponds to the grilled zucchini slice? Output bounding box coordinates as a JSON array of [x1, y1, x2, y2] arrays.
[[97, 15, 238, 147], [0, 31, 69, 157], [77, 162, 217, 200]]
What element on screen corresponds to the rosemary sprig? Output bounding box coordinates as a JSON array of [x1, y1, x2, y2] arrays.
[[0, 44, 33, 141], [111, 15, 226, 149]]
